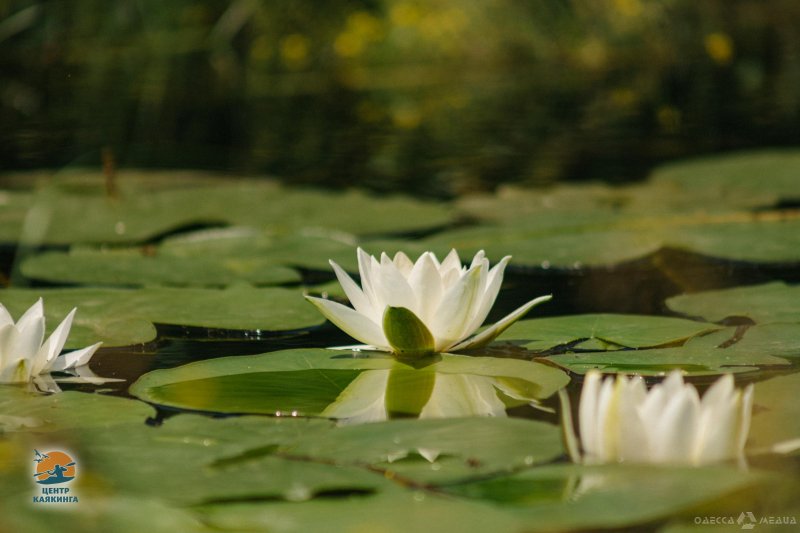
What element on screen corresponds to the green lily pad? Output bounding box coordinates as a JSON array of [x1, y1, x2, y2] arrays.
[[21, 248, 300, 287], [0, 387, 155, 432], [667, 282, 800, 324], [198, 464, 767, 533], [443, 463, 768, 531], [290, 417, 563, 484], [0, 172, 454, 245], [650, 149, 800, 203], [129, 348, 569, 417], [0, 287, 323, 347], [425, 212, 800, 268], [0, 496, 211, 533], [543, 328, 791, 376], [498, 314, 720, 352]]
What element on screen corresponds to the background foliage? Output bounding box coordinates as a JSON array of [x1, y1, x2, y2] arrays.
[[4, 0, 800, 196]]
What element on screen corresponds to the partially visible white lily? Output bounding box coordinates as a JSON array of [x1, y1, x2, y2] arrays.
[[0, 299, 102, 384], [561, 370, 753, 466], [305, 248, 551, 357]]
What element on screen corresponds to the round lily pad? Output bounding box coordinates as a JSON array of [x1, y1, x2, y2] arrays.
[[0, 172, 455, 245], [543, 328, 791, 376], [129, 348, 569, 417], [667, 282, 800, 324], [497, 313, 720, 352], [0, 287, 324, 347], [21, 248, 301, 287]]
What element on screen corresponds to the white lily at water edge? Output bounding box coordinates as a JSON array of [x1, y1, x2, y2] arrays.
[[561, 370, 753, 466], [0, 299, 102, 384], [305, 248, 551, 356]]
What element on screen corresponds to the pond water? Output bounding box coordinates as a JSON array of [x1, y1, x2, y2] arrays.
[[4, 2, 800, 530]]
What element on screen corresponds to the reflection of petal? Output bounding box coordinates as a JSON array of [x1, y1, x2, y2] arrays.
[[420, 373, 507, 418], [53, 364, 125, 384], [32, 374, 61, 394], [322, 370, 390, 425], [0, 414, 41, 430]]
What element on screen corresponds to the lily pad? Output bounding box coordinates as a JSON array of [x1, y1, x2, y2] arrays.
[[129, 348, 569, 417], [198, 464, 767, 533], [667, 282, 800, 324], [0, 172, 454, 245], [543, 328, 791, 376], [21, 248, 301, 287], [497, 314, 720, 352], [0, 386, 155, 432], [650, 149, 800, 204], [0, 287, 324, 347]]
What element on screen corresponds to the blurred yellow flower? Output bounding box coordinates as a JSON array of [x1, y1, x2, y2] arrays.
[[705, 32, 734, 65]]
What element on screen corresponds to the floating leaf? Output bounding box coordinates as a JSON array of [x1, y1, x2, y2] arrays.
[[198, 464, 767, 533], [0, 172, 454, 245], [130, 349, 569, 417], [667, 282, 800, 324], [0, 287, 323, 347], [650, 149, 800, 204], [498, 314, 720, 352], [543, 328, 790, 376], [21, 248, 300, 287], [0, 387, 154, 432]]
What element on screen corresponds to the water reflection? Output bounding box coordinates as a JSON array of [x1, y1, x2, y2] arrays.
[[322, 364, 542, 425]]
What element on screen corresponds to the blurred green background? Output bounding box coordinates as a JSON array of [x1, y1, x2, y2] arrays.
[[3, 0, 800, 197]]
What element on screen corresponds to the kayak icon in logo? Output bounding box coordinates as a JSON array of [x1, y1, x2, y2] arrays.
[[33, 450, 76, 485]]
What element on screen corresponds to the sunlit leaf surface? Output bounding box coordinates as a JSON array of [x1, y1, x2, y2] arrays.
[[0, 287, 323, 347]]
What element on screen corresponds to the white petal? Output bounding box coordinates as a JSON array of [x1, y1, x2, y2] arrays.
[[736, 384, 754, 455], [31, 308, 76, 375], [392, 251, 414, 276], [449, 294, 552, 352], [372, 254, 418, 312], [616, 376, 649, 462], [652, 384, 701, 463], [469, 250, 487, 269], [0, 324, 25, 382], [593, 377, 619, 463], [463, 255, 510, 335], [357, 248, 381, 307], [430, 266, 483, 350], [417, 448, 440, 463], [0, 305, 14, 328], [305, 296, 389, 349], [12, 315, 45, 361], [329, 260, 376, 319], [16, 298, 44, 330], [578, 371, 603, 459], [406, 252, 444, 324], [48, 342, 102, 372], [439, 249, 463, 289]]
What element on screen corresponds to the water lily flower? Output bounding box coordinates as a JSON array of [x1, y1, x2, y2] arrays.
[[0, 299, 102, 384], [561, 370, 753, 466], [305, 248, 551, 357]]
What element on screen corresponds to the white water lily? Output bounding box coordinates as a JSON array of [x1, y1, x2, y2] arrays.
[[305, 248, 551, 356], [562, 370, 753, 466], [0, 299, 102, 384]]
